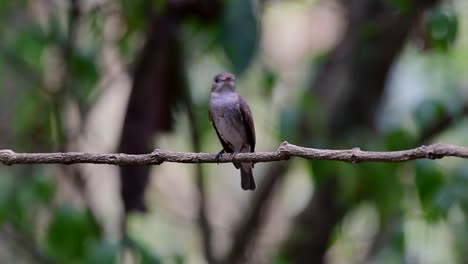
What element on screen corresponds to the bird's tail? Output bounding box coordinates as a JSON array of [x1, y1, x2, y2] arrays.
[[240, 163, 256, 191]]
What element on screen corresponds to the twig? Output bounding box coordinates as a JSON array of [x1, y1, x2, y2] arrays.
[[1, 142, 468, 166], [418, 103, 468, 144]]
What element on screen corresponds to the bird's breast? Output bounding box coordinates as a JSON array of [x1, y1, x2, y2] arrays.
[[209, 93, 247, 150], [210, 93, 239, 115]]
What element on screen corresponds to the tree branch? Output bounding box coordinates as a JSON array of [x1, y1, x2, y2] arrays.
[[1, 142, 468, 166], [418, 102, 468, 144]]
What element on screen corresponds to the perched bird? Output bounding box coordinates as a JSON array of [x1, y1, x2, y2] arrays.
[[209, 72, 256, 190]]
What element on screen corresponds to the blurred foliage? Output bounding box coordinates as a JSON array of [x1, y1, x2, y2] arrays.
[[261, 68, 277, 95], [0, 0, 195, 261], [69, 50, 99, 107], [387, 0, 413, 13], [9, 27, 47, 72], [425, 7, 458, 52], [413, 99, 447, 133], [47, 205, 100, 261], [436, 165, 468, 215], [279, 106, 301, 143], [384, 128, 417, 151], [415, 160, 445, 221], [14, 90, 56, 150], [219, 0, 258, 75], [0, 168, 55, 229]]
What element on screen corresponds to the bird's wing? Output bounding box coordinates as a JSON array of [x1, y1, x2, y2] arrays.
[[209, 108, 234, 152], [238, 96, 256, 152]]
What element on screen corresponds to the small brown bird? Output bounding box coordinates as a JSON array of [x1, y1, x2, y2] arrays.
[[209, 72, 256, 190]]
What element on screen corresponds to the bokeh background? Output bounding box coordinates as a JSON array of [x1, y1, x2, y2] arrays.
[[0, 0, 467, 263]]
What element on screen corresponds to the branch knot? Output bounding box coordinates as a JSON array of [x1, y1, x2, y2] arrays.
[[425, 145, 443, 160], [350, 147, 362, 163], [151, 149, 164, 165], [277, 141, 292, 159], [0, 149, 14, 166]]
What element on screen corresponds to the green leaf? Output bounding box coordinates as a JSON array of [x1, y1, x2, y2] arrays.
[[384, 128, 416, 151], [451, 166, 468, 213], [14, 90, 55, 150], [69, 50, 99, 106], [359, 23, 383, 40], [32, 173, 55, 203], [413, 99, 447, 134], [425, 8, 458, 52], [220, 0, 258, 75], [84, 240, 119, 264], [120, 0, 147, 33], [307, 160, 340, 186], [336, 163, 361, 204], [0, 173, 14, 225], [173, 255, 186, 264], [12, 27, 47, 71], [359, 163, 401, 216], [272, 254, 290, 264], [0, 168, 54, 229], [279, 107, 300, 142], [47, 205, 100, 262], [125, 237, 162, 264], [9, 177, 40, 231], [386, 0, 412, 13], [390, 220, 405, 254], [196, 101, 215, 140], [152, 0, 167, 14], [427, 165, 468, 219], [414, 160, 445, 221], [0, 1, 14, 14], [261, 69, 277, 95]]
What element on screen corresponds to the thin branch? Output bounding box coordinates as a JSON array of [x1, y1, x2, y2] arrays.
[[1, 142, 468, 165], [418, 103, 468, 144]]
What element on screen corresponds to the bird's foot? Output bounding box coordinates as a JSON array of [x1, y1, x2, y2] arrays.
[[231, 151, 240, 162], [215, 149, 225, 164]]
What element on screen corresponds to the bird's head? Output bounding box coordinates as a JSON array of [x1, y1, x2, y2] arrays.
[[211, 72, 236, 93]]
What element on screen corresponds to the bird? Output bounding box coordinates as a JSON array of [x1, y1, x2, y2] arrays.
[[209, 72, 256, 190]]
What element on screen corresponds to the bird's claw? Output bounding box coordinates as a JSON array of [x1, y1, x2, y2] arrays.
[[215, 149, 225, 164]]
